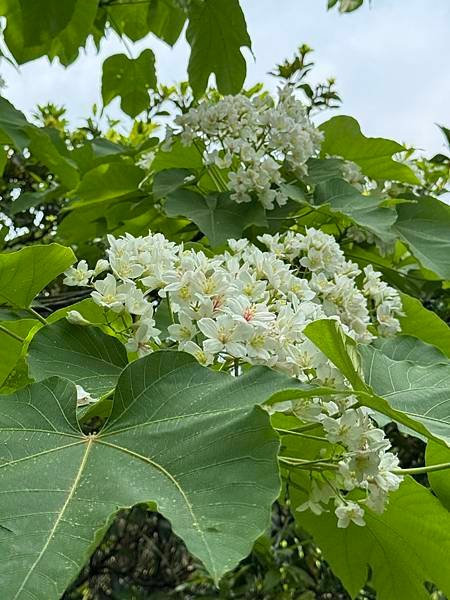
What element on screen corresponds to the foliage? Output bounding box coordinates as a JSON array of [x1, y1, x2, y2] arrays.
[[0, 2, 449, 600]]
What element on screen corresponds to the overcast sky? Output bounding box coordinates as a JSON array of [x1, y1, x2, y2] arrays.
[[1, 0, 449, 156]]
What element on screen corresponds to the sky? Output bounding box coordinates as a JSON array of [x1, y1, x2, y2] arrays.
[[1, 0, 449, 156]]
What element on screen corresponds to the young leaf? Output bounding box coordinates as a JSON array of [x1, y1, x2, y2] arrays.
[[394, 196, 450, 280], [102, 50, 157, 118], [165, 189, 267, 247], [0, 244, 76, 308], [0, 351, 299, 596], [291, 475, 450, 600], [28, 321, 128, 398], [186, 0, 251, 95], [319, 116, 419, 184]]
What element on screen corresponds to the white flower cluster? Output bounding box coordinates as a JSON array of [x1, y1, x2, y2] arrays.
[[169, 87, 323, 209], [64, 227, 403, 526], [294, 395, 402, 527]]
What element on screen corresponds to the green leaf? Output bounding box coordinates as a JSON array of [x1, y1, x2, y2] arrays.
[[319, 116, 419, 184], [186, 0, 251, 95], [153, 168, 195, 200], [165, 189, 267, 247], [372, 334, 449, 366], [28, 320, 128, 398], [291, 476, 450, 600], [152, 138, 203, 172], [148, 0, 186, 45], [426, 441, 450, 510], [303, 319, 366, 391], [0, 96, 30, 150], [314, 178, 397, 241], [10, 187, 62, 216], [2, 0, 97, 65], [72, 159, 144, 206], [107, 0, 151, 42], [102, 50, 157, 118], [26, 127, 80, 189], [0, 319, 35, 387], [305, 320, 450, 446], [0, 352, 299, 595], [394, 196, 450, 280], [0, 244, 76, 308], [359, 342, 450, 446], [306, 157, 344, 184], [398, 293, 450, 358]]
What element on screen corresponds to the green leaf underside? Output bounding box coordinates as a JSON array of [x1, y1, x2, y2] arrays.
[[0, 244, 76, 308], [291, 474, 450, 600], [314, 177, 397, 241], [394, 196, 450, 280], [399, 293, 450, 358], [319, 116, 419, 184], [28, 321, 128, 398], [165, 189, 267, 246], [0, 351, 307, 596], [102, 50, 157, 118], [372, 334, 449, 366], [186, 0, 251, 95], [305, 320, 450, 446], [359, 342, 450, 445]]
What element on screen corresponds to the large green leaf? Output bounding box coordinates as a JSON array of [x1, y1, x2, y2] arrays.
[[394, 196, 450, 280], [186, 0, 251, 95], [426, 441, 450, 511], [372, 334, 448, 366], [398, 293, 450, 358], [0, 244, 76, 308], [107, 0, 151, 42], [0, 96, 30, 150], [0, 319, 36, 387], [359, 342, 450, 446], [72, 160, 144, 206], [305, 320, 450, 446], [319, 116, 419, 184], [165, 189, 267, 247], [0, 352, 299, 596], [28, 320, 128, 398], [291, 475, 450, 600], [148, 0, 186, 45], [26, 127, 80, 189], [2, 0, 97, 65], [314, 177, 396, 241], [102, 50, 157, 118]]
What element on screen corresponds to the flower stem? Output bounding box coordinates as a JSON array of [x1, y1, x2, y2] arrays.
[[393, 462, 450, 476], [26, 307, 48, 325], [275, 428, 328, 442], [0, 323, 24, 343], [166, 294, 174, 324]]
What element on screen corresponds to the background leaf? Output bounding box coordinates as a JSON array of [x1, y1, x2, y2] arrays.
[[102, 50, 157, 118], [394, 196, 450, 279], [0, 244, 75, 308], [165, 189, 267, 246], [186, 0, 251, 95], [319, 116, 419, 184]]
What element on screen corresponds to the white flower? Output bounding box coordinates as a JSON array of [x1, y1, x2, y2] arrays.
[[168, 313, 197, 343], [198, 315, 252, 357], [75, 384, 96, 407], [63, 260, 93, 286], [92, 274, 126, 312], [181, 340, 214, 366], [335, 501, 365, 528]]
